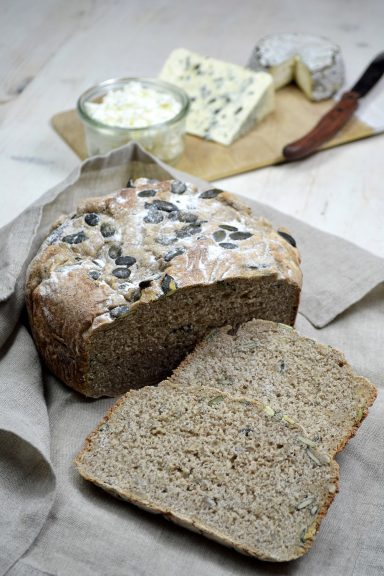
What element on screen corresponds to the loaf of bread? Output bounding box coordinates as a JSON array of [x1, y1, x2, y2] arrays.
[[169, 319, 377, 454], [25, 178, 301, 397], [76, 383, 339, 562]]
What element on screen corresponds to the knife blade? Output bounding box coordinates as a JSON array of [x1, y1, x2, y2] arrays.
[[282, 52, 384, 161]]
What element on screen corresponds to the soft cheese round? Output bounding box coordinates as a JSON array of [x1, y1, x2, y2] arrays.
[[248, 33, 345, 101], [25, 179, 302, 396]]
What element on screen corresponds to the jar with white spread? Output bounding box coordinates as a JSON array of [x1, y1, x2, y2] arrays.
[[77, 78, 190, 163]]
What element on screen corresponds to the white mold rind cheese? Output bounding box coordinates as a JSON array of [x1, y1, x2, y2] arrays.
[[247, 34, 345, 101], [160, 48, 274, 145]]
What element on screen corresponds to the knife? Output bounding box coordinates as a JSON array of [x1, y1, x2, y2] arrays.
[[282, 52, 384, 161]]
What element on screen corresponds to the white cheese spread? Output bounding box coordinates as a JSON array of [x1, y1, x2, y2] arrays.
[[80, 80, 187, 163], [85, 81, 182, 128]]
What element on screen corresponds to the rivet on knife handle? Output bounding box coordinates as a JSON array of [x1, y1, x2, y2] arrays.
[[283, 91, 359, 161]]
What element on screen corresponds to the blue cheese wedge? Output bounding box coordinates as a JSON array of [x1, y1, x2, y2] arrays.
[[247, 34, 344, 101], [160, 48, 274, 145]]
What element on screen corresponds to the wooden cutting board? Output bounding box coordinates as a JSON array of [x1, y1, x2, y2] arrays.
[[52, 86, 375, 181]]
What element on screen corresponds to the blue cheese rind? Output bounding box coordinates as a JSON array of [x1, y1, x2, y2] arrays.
[[247, 34, 345, 101], [160, 48, 274, 145]]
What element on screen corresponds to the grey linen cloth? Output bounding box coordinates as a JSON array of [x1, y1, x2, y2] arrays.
[[0, 143, 383, 576]]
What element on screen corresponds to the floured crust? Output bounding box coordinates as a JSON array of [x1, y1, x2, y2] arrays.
[[25, 179, 302, 395]]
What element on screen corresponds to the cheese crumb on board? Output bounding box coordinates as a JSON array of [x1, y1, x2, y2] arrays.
[[160, 48, 274, 146], [247, 34, 344, 101]]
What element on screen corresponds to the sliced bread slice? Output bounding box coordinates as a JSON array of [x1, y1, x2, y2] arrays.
[[169, 319, 377, 455], [76, 383, 339, 562]]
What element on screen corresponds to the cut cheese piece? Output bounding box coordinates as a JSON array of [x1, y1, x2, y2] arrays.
[[159, 48, 274, 145], [247, 34, 345, 101]]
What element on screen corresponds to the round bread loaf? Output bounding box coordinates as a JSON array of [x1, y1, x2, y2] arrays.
[[25, 178, 302, 397]]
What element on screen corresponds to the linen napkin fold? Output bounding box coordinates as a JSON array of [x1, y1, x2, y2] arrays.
[[0, 143, 383, 576]]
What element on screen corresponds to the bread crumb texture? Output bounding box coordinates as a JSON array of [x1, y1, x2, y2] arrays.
[[76, 384, 339, 562], [170, 319, 377, 455], [76, 319, 377, 561]]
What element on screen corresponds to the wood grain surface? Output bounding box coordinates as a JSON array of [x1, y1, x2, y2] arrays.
[[2, 0, 384, 258], [52, 86, 374, 181]]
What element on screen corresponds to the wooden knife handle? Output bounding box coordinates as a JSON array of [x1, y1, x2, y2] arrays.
[[283, 91, 360, 161]]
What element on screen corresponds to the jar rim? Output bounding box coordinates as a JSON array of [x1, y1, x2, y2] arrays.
[[77, 77, 190, 133]]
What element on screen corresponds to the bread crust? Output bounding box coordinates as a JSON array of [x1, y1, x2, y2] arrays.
[[25, 179, 302, 396], [75, 466, 339, 562], [332, 375, 377, 454]]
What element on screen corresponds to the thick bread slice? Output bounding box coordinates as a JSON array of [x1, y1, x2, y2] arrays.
[[169, 320, 377, 455], [76, 384, 339, 562]]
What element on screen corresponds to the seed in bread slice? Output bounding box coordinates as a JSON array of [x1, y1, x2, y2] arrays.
[[170, 319, 377, 455], [76, 384, 339, 562]]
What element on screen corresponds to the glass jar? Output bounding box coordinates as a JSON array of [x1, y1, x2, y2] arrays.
[[77, 77, 190, 164]]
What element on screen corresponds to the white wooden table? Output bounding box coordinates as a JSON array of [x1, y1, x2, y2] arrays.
[[1, 0, 384, 257]]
